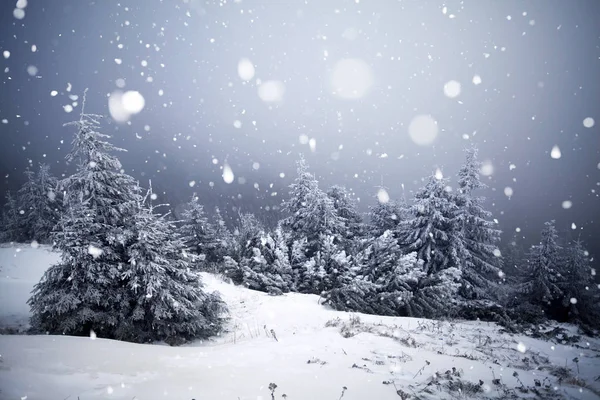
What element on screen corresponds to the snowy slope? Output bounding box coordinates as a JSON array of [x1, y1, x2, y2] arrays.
[[0, 244, 60, 332], [1, 245, 599, 400]]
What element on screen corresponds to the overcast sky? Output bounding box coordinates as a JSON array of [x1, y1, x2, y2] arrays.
[[1, 0, 599, 261]]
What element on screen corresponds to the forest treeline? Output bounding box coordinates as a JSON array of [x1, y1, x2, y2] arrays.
[[1, 109, 598, 344]]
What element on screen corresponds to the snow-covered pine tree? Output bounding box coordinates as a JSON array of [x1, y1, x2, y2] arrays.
[[356, 231, 413, 314], [32, 164, 62, 242], [326, 231, 425, 316], [212, 206, 234, 264], [239, 229, 294, 295], [327, 185, 364, 244], [396, 172, 466, 316], [235, 212, 264, 259], [16, 169, 39, 241], [403, 266, 463, 318], [0, 190, 26, 242], [281, 157, 345, 292], [518, 221, 563, 312], [368, 198, 404, 237], [28, 111, 142, 338], [306, 234, 352, 295], [119, 190, 226, 344], [222, 212, 263, 283], [455, 147, 503, 300], [503, 230, 525, 280], [378, 251, 425, 316], [289, 237, 309, 288], [178, 194, 219, 269], [557, 239, 599, 326], [359, 230, 402, 284], [281, 157, 344, 255], [398, 173, 466, 275]]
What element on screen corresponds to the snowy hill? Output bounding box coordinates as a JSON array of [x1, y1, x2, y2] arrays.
[[1, 245, 599, 400]]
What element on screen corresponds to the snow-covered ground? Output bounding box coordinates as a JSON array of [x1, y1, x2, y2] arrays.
[[1, 245, 599, 400]]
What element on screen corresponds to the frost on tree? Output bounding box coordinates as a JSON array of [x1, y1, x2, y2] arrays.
[[558, 240, 600, 327], [223, 212, 263, 284], [295, 234, 351, 295], [518, 221, 563, 309], [239, 227, 294, 295], [1, 164, 62, 243], [211, 206, 234, 266], [28, 111, 226, 344], [455, 147, 503, 300], [120, 190, 226, 344], [281, 157, 344, 248], [327, 185, 364, 244], [398, 173, 466, 275], [396, 173, 466, 316], [281, 157, 345, 292], [178, 194, 219, 269], [29, 113, 141, 338], [0, 191, 25, 242], [326, 231, 425, 316], [21, 164, 62, 242], [368, 198, 405, 237]]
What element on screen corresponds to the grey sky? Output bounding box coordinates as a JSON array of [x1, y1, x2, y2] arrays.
[[0, 0, 599, 262]]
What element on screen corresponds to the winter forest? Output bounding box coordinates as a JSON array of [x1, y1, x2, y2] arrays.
[[1, 1, 600, 399]]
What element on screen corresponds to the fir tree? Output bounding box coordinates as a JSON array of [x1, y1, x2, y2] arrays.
[[503, 230, 525, 280], [404, 266, 462, 318], [557, 240, 599, 326], [395, 173, 466, 317], [212, 206, 234, 263], [455, 147, 503, 299], [0, 190, 26, 242], [281, 157, 344, 256], [178, 194, 219, 268], [118, 191, 226, 344], [368, 198, 404, 237], [235, 212, 264, 259], [518, 221, 563, 310], [32, 164, 62, 242], [28, 110, 142, 338], [307, 234, 352, 295], [16, 169, 39, 240], [239, 228, 294, 295], [398, 173, 466, 275], [327, 185, 364, 243]]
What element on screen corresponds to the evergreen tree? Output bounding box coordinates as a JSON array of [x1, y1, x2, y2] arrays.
[[503, 230, 525, 280], [518, 221, 563, 311], [16, 169, 39, 240], [0, 191, 26, 242], [289, 237, 309, 287], [557, 240, 599, 326], [118, 191, 226, 344], [30, 164, 62, 242], [235, 212, 264, 259], [178, 194, 219, 268], [327, 185, 364, 242], [358, 230, 403, 284], [326, 229, 427, 317], [303, 234, 352, 295], [212, 206, 234, 263], [395, 173, 466, 317], [281, 157, 344, 256], [239, 228, 294, 295], [28, 111, 142, 338], [455, 147, 503, 299], [403, 266, 462, 318], [398, 173, 466, 275], [368, 197, 406, 237]]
